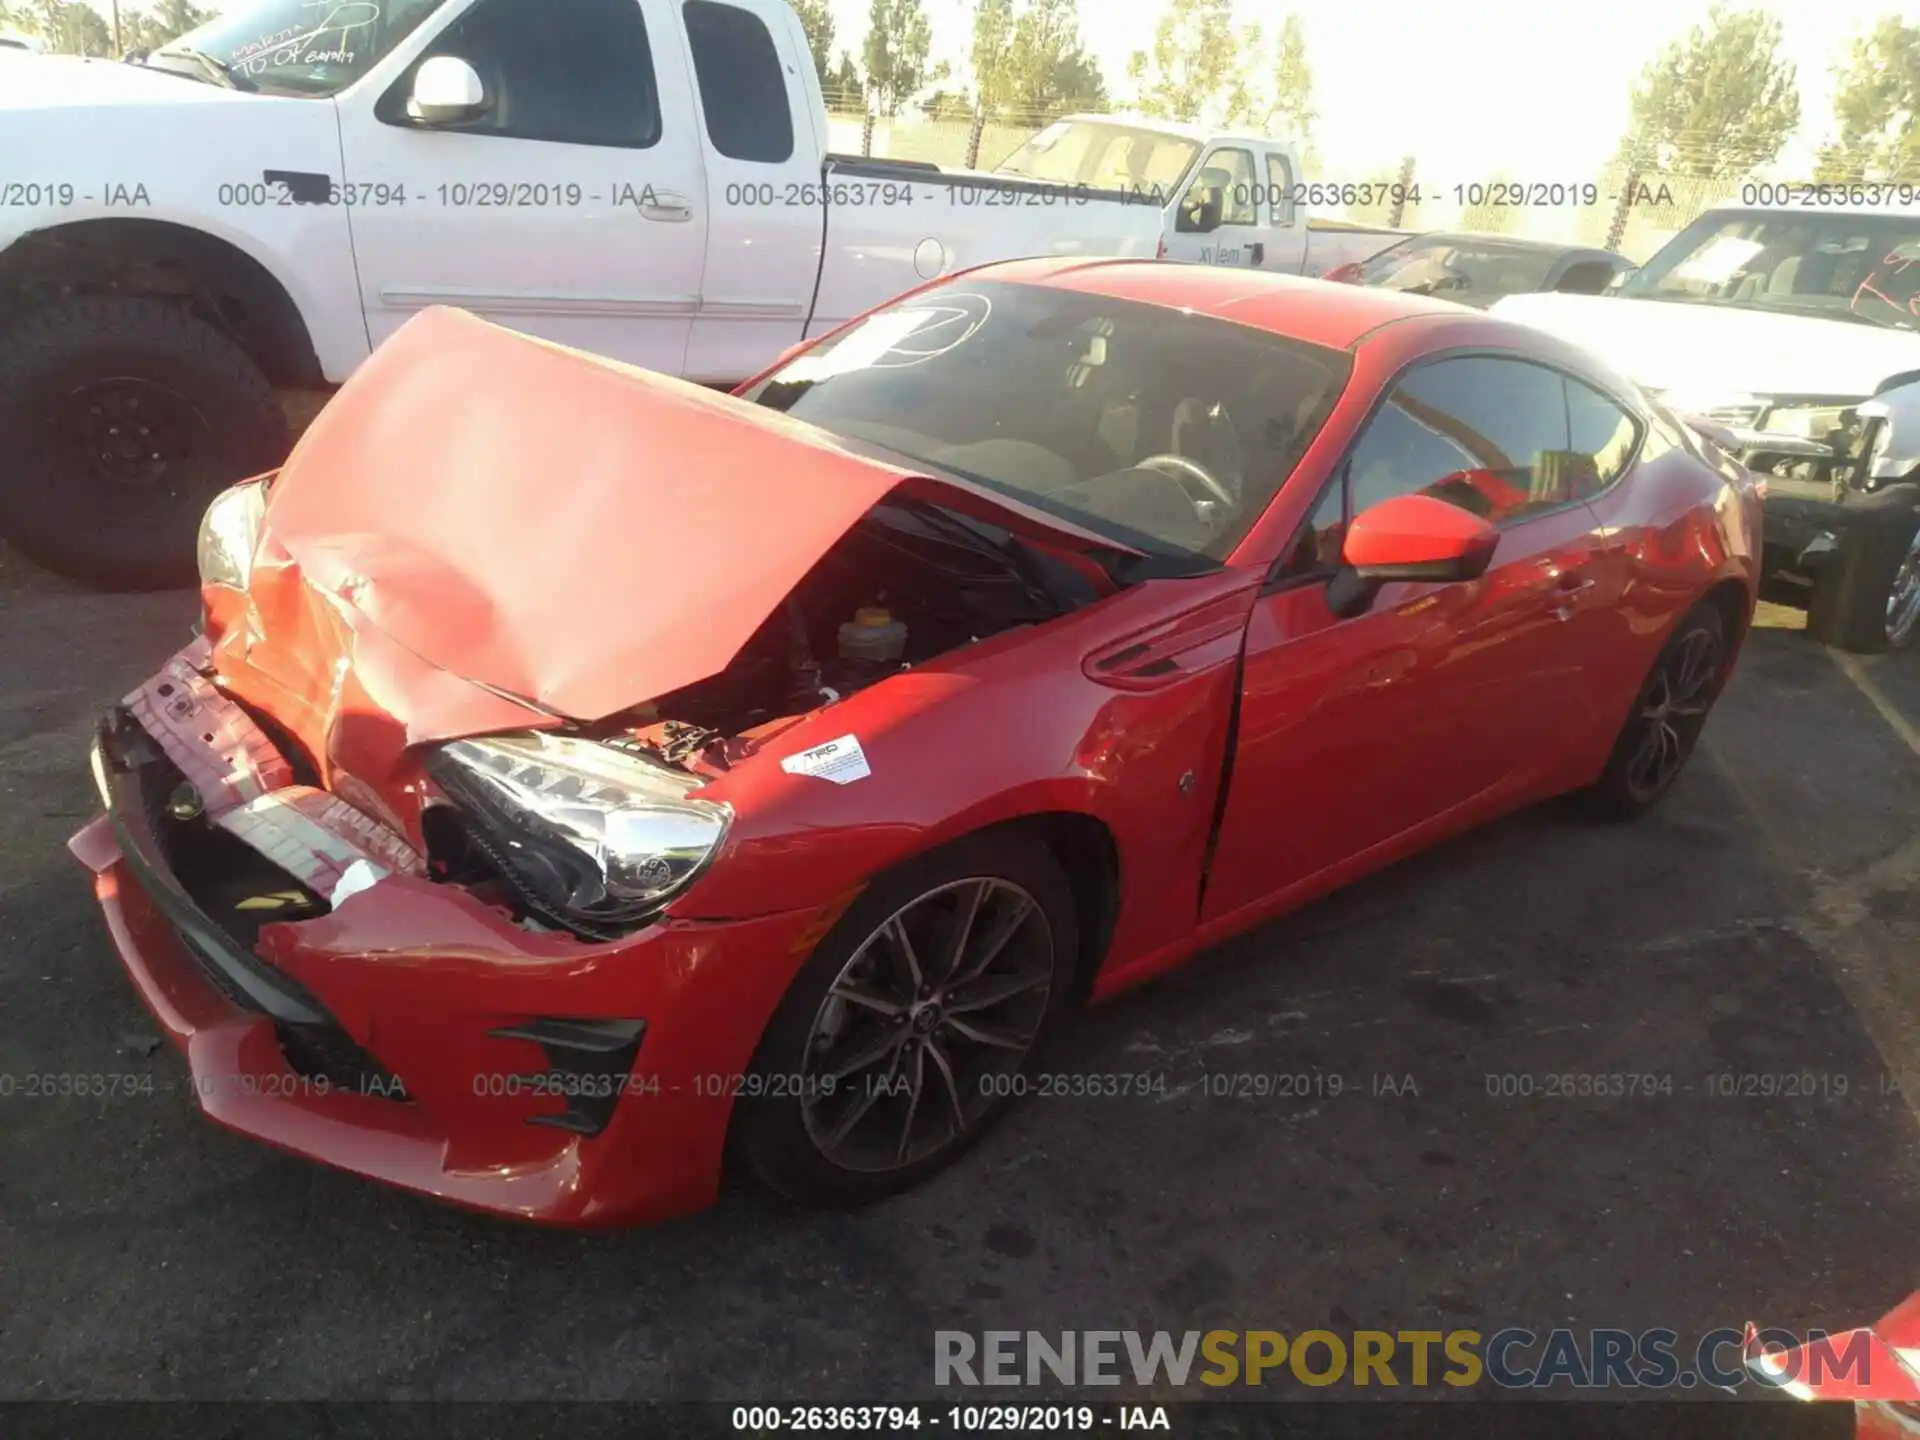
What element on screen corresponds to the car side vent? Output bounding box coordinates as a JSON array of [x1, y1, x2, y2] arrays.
[[1082, 594, 1255, 692]]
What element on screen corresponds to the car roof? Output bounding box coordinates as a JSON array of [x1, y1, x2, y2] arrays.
[[973, 257, 1525, 351]]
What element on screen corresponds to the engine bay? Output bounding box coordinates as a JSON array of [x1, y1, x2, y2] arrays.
[[592, 500, 1110, 774]]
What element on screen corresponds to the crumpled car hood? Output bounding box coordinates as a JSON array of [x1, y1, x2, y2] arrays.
[[260, 306, 1129, 723]]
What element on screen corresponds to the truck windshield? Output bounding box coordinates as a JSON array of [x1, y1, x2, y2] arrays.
[[1360, 235, 1560, 304], [1621, 208, 1920, 332], [995, 121, 1199, 198], [156, 0, 447, 96], [742, 279, 1351, 564]]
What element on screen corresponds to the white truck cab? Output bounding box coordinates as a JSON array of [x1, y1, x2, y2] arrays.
[[993, 113, 1313, 273]]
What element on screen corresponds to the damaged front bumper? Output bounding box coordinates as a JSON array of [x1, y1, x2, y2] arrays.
[[68, 644, 822, 1228]]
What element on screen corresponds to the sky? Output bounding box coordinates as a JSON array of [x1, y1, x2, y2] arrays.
[[91, 0, 1894, 180]]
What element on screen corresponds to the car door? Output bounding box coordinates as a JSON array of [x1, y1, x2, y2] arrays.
[[679, 0, 823, 383], [336, 0, 708, 375], [1200, 353, 1617, 925], [1161, 143, 1266, 268]]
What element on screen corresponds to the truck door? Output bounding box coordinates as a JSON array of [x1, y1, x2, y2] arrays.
[[677, 0, 828, 384], [1161, 143, 1267, 269], [1256, 145, 1310, 274], [335, 0, 709, 377]]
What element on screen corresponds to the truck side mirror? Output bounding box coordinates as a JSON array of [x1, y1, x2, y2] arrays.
[[407, 56, 489, 125], [1177, 188, 1225, 234]]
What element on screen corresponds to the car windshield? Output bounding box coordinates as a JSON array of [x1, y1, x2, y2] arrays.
[[1362, 236, 1559, 303], [1621, 209, 1920, 331], [740, 279, 1351, 564], [153, 0, 447, 95], [994, 120, 1199, 198]]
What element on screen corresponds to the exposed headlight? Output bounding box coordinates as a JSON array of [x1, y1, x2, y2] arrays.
[[424, 732, 731, 938], [196, 479, 268, 591]]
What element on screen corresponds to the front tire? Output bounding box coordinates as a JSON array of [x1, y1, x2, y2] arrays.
[[1807, 510, 1920, 654], [1580, 601, 1729, 821], [0, 297, 289, 591], [732, 831, 1078, 1209]]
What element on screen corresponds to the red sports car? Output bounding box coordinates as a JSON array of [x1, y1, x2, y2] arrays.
[[70, 259, 1763, 1227]]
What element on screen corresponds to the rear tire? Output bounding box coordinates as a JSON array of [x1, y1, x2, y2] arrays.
[[732, 831, 1078, 1209], [0, 296, 289, 591], [1807, 511, 1920, 654], [1580, 601, 1729, 821]]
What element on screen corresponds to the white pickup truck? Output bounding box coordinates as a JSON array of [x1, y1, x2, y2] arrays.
[[1495, 200, 1920, 653], [0, 0, 1343, 591]]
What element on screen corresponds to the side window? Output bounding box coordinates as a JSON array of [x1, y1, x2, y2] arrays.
[[1345, 357, 1577, 525], [1565, 377, 1641, 494], [1192, 147, 1259, 226], [684, 1, 795, 163], [1281, 478, 1347, 575], [382, 0, 661, 149], [1266, 153, 1296, 228]]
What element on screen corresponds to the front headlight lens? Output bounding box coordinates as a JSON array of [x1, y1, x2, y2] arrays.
[[196, 479, 268, 591], [425, 732, 731, 938]]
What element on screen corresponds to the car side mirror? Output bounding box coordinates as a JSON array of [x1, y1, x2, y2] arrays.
[[1177, 188, 1224, 234], [407, 55, 488, 125], [1326, 493, 1498, 617]]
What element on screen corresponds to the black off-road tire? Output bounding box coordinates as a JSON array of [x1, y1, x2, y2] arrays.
[[1807, 509, 1920, 654], [732, 830, 1079, 1209], [0, 296, 289, 591], [1579, 600, 1729, 821]]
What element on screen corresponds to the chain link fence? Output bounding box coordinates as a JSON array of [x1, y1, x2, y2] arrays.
[[827, 108, 1771, 263]]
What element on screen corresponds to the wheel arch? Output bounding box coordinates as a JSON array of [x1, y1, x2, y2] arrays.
[[0, 218, 325, 387]]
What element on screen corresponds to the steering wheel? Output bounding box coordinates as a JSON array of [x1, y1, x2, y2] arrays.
[[1134, 452, 1235, 508]]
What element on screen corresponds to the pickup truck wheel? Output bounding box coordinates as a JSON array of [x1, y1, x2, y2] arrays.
[[0, 297, 289, 591], [1807, 512, 1920, 654], [731, 831, 1077, 1209]]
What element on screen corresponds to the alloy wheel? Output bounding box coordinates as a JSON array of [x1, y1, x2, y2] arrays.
[[1885, 527, 1920, 649], [800, 877, 1055, 1174], [1624, 624, 1723, 802]]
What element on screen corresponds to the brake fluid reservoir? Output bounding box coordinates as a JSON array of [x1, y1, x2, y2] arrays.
[[839, 606, 907, 664]]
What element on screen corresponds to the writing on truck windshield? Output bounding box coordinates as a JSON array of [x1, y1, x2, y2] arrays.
[[158, 0, 447, 94], [1623, 209, 1920, 331]]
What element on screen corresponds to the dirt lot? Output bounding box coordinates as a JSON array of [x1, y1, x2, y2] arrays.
[[1, 543, 1917, 1403]]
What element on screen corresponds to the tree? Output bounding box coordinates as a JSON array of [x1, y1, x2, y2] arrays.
[[1126, 0, 1240, 124], [1459, 173, 1518, 233], [124, 0, 213, 52], [973, 0, 1106, 120], [21, 0, 111, 54], [1814, 17, 1920, 181], [826, 50, 865, 111], [1262, 14, 1317, 163], [863, 0, 933, 117], [1618, 6, 1800, 179], [789, 0, 834, 85], [1126, 0, 1311, 141]]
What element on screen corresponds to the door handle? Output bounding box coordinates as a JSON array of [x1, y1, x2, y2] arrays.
[[641, 191, 693, 222], [1553, 574, 1597, 621]]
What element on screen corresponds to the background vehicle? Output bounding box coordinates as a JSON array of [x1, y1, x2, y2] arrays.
[[0, 29, 44, 51], [0, 2, 1317, 594], [1494, 202, 1920, 652], [1326, 231, 1635, 306], [71, 262, 1759, 1225], [991, 113, 1399, 276]]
